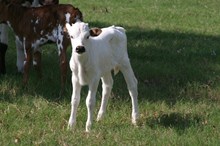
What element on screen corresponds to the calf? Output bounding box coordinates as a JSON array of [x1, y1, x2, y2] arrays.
[[66, 21, 138, 132], [0, 0, 59, 74], [0, 0, 82, 91]]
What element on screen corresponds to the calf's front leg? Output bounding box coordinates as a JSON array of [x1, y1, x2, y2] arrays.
[[23, 44, 32, 85], [59, 50, 67, 87], [16, 38, 25, 73], [68, 75, 82, 130], [57, 40, 68, 94]]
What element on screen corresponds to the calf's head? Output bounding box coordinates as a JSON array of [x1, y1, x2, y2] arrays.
[[66, 21, 103, 55], [66, 21, 90, 55]]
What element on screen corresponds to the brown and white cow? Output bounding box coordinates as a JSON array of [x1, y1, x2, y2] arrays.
[[0, 0, 83, 92], [0, 0, 59, 74]]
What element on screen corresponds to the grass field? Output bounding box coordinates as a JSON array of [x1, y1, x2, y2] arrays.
[[1, 0, 220, 145]]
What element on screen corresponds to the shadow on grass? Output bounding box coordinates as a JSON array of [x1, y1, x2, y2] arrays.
[[146, 112, 202, 135], [1, 21, 220, 104], [89, 21, 220, 105], [129, 29, 220, 104]]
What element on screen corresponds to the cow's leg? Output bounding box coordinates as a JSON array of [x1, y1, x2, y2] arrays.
[[0, 43, 7, 74], [68, 74, 82, 130], [33, 49, 42, 78], [120, 61, 138, 125], [86, 77, 99, 132], [97, 72, 113, 121], [23, 43, 32, 85], [16, 37, 25, 73], [59, 49, 67, 88], [0, 24, 8, 74], [57, 36, 69, 94]]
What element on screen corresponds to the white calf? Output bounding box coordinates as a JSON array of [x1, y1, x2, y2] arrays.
[[66, 21, 138, 132]]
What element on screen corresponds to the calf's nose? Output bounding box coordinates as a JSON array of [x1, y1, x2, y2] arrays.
[[76, 46, 86, 54]]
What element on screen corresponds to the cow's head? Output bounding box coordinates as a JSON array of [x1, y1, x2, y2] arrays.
[[66, 21, 91, 55], [66, 21, 102, 55]]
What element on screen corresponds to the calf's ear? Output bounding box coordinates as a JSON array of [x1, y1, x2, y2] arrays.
[[90, 28, 102, 37]]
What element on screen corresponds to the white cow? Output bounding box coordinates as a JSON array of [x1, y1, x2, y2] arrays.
[[66, 21, 139, 132]]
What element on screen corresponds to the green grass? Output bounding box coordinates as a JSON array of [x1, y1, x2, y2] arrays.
[[1, 0, 220, 145]]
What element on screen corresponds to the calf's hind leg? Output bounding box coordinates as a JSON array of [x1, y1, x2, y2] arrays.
[[97, 72, 113, 121], [120, 61, 138, 125], [86, 78, 99, 132]]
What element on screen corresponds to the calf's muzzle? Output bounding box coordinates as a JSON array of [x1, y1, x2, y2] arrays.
[[76, 46, 85, 54]]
